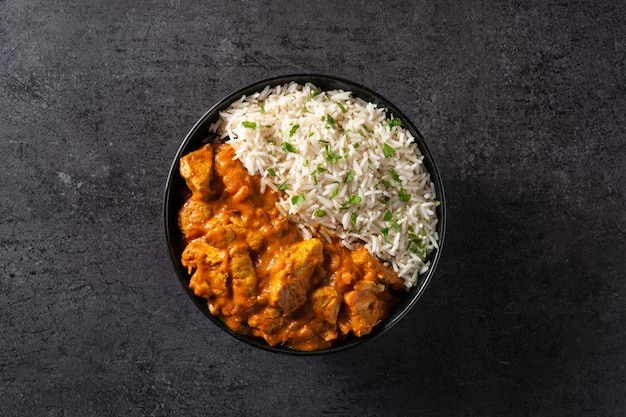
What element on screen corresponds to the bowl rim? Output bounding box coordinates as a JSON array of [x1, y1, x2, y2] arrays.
[[163, 73, 446, 355]]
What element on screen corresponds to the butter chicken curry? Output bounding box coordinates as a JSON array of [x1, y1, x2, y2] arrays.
[[178, 142, 405, 351]]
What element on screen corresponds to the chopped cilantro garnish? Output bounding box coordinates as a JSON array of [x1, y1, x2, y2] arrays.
[[344, 171, 356, 183], [242, 121, 258, 129], [313, 209, 327, 217], [303, 159, 309, 167], [353, 142, 360, 149], [435, 200, 441, 206], [351, 213, 357, 226], [388, 116, 402, 128], [329, 187, 339, 200], [323, 144, 343, 163], [348, 195, 362, 205], [281, 142, 298, 153], [337, 102, 347, 113], [325, 114, 336, 129], [388, 168, 401, 183], [291, 193, 306, 205], [277, 184, 288, 191], [383, 210, 393, 221], [340, 195, 362, 210], [267, 168, 277, 177], [390, 221, 401, 232], [398, 188, 412, 202], [383, 143, 396, 158], [381, 228, 389, 241], [311, 90, 321, 98], [289, 124, 300, 137], [260, 102, 266, 113]]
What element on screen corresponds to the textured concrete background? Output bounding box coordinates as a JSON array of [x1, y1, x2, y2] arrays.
[[1, 0, 625, 416]]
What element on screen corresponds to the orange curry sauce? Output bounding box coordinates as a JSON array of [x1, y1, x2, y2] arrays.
[[178, 142, 405, 351]]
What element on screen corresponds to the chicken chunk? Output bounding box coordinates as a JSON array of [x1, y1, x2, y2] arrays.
[[229, 250, 258, 305], [182, 237, 228, 298], [247, 307, 284, 337], [232, 226, 264, 252], [203, 224, 236, 249], [178, 199, 213, 240], [179, 143, 214, 200], [213, 144, 252, 196], [337, 289, 386, 337], [350, 245, 405, 291], [268, 239, 324, 314], [311, 286, 342, 325]]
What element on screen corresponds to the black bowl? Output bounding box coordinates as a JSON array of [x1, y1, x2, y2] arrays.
[[164, 73, 446, 355]]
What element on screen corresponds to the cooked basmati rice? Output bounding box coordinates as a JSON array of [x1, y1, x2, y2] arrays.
[[210, 82, 439, 288]]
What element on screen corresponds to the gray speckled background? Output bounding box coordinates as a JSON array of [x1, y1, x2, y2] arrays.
[[1, 1, 625, 416]]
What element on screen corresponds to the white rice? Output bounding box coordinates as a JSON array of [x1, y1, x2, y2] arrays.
[[209, 82, 439, 289]]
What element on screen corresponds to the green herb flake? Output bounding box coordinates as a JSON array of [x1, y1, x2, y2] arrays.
[[363, 124, 374, 134], [324, 144, 343, 163], [353, 142, 360, 149], [267, 168, 277, 177], [381, 228, 390, 241], [313, 209, 327, 217], [344, 171, 356, 183], [242, 121, 258, 129], [329, 187, 339, 200], [383, 210, 393, 222], [277, 184, 288, 191], [311, 90, 321, 98], [289, 124, 300, 137], [260, 102, 266, 114], [398, 188, 412, 203], [383, 143, 396, 158], [351, 213, 357, 226], [359, 130, 367, 138], [337, 102, 347, 113], [435, 200, 441, 206], [390, 221, 401, 233], [325, 114, 336, 129], [339, 196, 361, 210], [281, 142, 299, 153], [388, 116, 402, 128], [388, 168, 402, 183], [303, 159, 310, 167], [291, 193, 306, 205]]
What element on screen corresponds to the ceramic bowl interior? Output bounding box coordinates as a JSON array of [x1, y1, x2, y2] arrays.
[[164, 73, 446, 355]]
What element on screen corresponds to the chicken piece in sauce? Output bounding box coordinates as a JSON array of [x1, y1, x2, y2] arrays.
[[178, 141, 403, 351]]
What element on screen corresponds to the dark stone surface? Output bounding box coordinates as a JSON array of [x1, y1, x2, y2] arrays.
[[1, 0, 624, 416]]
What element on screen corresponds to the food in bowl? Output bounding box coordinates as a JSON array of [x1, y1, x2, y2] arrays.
[[176, 81, 440, 351]]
